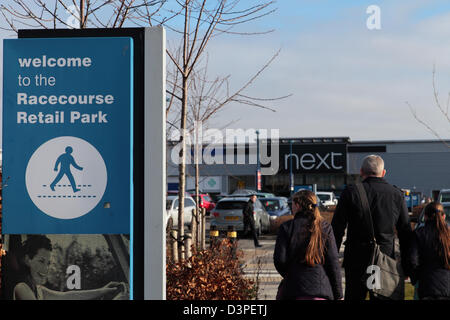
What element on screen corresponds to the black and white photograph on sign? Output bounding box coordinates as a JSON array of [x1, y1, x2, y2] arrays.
[[1, 234, 129, 300]]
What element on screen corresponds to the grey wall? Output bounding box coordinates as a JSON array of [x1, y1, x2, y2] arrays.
[[349, 140, 450, 196]]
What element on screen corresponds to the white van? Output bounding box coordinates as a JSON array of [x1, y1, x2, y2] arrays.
[[316, 191, 338, 208], [438, 189, 450, 204]]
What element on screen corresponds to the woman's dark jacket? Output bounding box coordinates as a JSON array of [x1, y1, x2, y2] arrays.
[[273, 211, 343, 300], [409, 222, 450, 299]]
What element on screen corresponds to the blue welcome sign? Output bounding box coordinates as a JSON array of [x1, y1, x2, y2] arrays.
[[2, 37, 133, 234]]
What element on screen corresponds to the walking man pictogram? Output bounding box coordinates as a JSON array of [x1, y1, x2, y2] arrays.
[[50, 146, 83, 193]]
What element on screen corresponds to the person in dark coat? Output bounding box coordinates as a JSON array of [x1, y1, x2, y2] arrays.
[[331, 154, 412, 300], [243, 194, 262, 248], [409, 202, 450, 300], [274, 190, 343, 300]]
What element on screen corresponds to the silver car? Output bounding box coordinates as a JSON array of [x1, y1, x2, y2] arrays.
[[210, 197, 271, 236]]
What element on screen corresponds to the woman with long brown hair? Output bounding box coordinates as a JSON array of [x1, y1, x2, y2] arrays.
[[410, 201, 450, 300], [273, 190, 343, 300]]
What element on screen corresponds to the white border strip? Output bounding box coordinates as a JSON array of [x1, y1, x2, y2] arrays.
[[144, 26, 166, 300]]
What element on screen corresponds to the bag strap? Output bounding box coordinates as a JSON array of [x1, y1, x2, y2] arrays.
[[355, 182, 376, 243]]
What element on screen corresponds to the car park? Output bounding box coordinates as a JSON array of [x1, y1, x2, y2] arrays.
[[316, 191, 338, 208], [210, 196, 271, 236], [260, 197, 291, 220], [166, 195, 197, 229]]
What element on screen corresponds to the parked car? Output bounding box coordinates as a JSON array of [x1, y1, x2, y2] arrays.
[[190, 193, 215, 214], [210, 193, 228, 203], [231, 189, 256, 196], [210, 197, 271, 236], [255, 192, 276, 198], [316, 191, 338, 208], [438, 189, 450, 204], [230, 189, 275, 198], [260, 197, 291, 220], [166, 195, 197, 229]]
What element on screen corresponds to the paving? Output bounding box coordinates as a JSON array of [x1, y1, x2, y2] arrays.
[[237, 233, 347, 300], [237, 235, 280, 300]]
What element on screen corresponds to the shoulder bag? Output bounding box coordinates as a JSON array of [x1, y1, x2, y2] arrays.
[[355, 182, 405, 300]]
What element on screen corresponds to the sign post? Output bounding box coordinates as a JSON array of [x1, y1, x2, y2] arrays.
[[2, 27, 166, 300]]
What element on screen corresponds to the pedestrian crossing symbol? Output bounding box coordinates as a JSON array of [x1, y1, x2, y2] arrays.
[[26, 136, 107, 220]]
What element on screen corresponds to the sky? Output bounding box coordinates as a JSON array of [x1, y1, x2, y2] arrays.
[[1, 0, 450, 143], [201, 0, 450, 142]]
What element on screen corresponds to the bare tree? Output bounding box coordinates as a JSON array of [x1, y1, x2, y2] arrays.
[[0, 0, 287, 262], [162, 0, 282, 261], [0, 0, 167, 31], [170, 51, 288, 250], [407, 64, 450, 148]]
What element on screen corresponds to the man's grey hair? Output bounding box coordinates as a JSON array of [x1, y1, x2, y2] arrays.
[[361, 155, 385, 176]]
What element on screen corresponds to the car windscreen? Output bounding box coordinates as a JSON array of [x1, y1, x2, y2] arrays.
[[317, 194, 331, 201], [261, 200, 280, 211], [440, 193, 450, 203], [215, 201, 247, 210]]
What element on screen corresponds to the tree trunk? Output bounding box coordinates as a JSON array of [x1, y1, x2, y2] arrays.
[[171, 230, 178, 263], [191, 209, 197, 251], [201, 208, 206, 250], [80, 0, 85, 28], [177, 75, 188, 261], [194, 120, 201, 249]]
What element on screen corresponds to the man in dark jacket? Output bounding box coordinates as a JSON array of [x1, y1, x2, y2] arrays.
[[243, 194, 262, 248], [331, 155, 412, 300]]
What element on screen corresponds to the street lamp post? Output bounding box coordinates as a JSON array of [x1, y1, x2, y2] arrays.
[[256, 130, 261, 191], [290, 140, 294, 197]]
